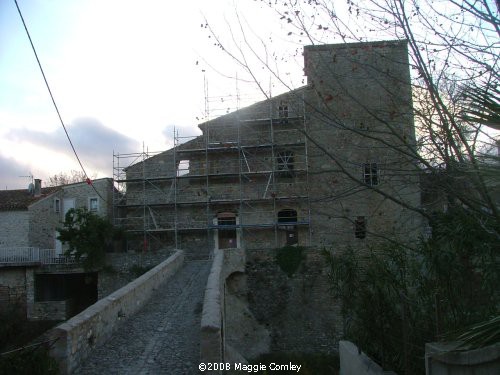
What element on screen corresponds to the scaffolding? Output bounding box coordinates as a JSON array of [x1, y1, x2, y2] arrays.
[[113, 95, 312, 251]]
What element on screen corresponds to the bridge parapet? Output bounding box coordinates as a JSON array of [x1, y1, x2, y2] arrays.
[[200, 248, 245, 372], [48, 250, 185, 374]]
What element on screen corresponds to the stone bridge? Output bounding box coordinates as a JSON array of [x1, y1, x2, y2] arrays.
[[47, 250, 218, 374]]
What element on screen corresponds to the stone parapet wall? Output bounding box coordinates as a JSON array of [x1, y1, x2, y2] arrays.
[[98, 249, 173, 299], [339, 340, 395, 375], [425, 342, 500, 375], [200, 249, 224, 369], [48, 250, 184, 374], [200, 248, 248, 372]]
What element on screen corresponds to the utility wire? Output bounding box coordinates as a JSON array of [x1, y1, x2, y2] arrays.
[[14, 0, 106, 202]]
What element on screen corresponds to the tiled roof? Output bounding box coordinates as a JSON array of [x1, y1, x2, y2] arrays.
[[0, 187, 61, 211]]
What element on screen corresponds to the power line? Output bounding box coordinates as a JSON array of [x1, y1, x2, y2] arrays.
[[14, 0, 106, 203]]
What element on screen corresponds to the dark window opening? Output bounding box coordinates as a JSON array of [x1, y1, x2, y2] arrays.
[[363, 163, 378, 186], [35, 272, 98, 317], [278, 101, 289, 124], [278, 209, 298, 224], [355, 216, 366, 239]]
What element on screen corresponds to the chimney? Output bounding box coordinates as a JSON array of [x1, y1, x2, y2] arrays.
[[34, 179, 42, 197]]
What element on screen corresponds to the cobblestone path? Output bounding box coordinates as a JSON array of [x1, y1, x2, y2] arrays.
[[75, 260, 210, 375]]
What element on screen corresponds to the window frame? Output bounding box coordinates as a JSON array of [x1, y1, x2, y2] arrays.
[[363, 162, 379, 186], [54, 198, 61, 214], [88, 197, 99, 213], [278, 101, 289, 121]]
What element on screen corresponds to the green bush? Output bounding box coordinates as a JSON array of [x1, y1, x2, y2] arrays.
[[275, 246, 305, 277], [328, 207, 500, 374], [57, 208, 116, 270]]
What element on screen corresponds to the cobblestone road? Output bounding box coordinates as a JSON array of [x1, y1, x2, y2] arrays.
[[74, 260, 210, 375]]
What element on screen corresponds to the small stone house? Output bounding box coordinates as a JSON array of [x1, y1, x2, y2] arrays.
[[0, 178, 114, 251], [116, 40, 423, 256], [0, 178, 114, 319]]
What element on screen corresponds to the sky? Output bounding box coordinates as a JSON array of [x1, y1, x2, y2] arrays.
[[0, 0, 301, 189]]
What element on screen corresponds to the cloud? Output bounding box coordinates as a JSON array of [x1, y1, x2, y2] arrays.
[[0, 154, 32, 190], [7, 118, 140, 173]]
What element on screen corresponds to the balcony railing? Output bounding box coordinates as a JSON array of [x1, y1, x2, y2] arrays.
[[0, 247, 79, 265]]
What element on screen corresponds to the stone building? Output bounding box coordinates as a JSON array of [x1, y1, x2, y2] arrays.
[[0, 178, 113, 250], [116, 40, 422, 255], [0, 178, 114, 320]]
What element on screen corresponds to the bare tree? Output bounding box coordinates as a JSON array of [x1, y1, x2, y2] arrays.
[[202, 0, 499, 237], [47, 170, 95, 186]]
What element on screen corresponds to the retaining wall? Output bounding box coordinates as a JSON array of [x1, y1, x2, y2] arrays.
[[48, 250, 184, 374], [425, 342, 500, 375], [339, 340, 396, 375]]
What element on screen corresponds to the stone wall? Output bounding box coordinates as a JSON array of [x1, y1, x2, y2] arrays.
[[31, 300, 72, 321], [200, 248, 224, 367], [245, 248, 341, 355], [339, 341, 395, 375], [0, 267, 28, 314], [27, 178, 114, 249], [120, 41, 423, 259], [29, 192, 62, 249], [98, 248, 173, 298], [200, 247, 262, 371], [303, 40, 422, 253], [48, 250, 184, 374], [0, 211, 30, 247], [425, 342, 500, 375]]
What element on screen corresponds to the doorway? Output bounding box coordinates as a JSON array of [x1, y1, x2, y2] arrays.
[[216, 212, 238, 249], [278, 209, 298, 246]]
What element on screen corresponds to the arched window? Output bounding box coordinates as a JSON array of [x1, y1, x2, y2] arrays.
[[278, 209, 297, 224]]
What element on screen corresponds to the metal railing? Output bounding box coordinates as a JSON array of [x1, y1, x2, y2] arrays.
[[0, 247, 78, 265]]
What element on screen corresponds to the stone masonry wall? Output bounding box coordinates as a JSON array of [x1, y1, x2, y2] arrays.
[[245, 248, 342, 355], [28, 178, 114, 249], [98, 248, 173, 298], [0, 267, 28, 314], [0, 211, 30, 247]]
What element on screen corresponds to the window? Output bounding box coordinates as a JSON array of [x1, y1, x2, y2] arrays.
[[89, 197, 99, 212], [355, 216, 366, 239], [363, 163, 379, 186], [278, 101, 289, 124], [54, 198, 60, 213], [278, 209, 298, 224], [177, 159, 190, 177], [277, 151, 294, 176]]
